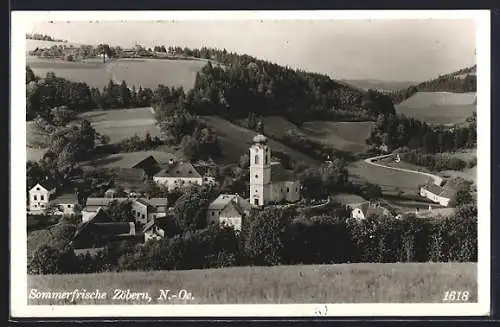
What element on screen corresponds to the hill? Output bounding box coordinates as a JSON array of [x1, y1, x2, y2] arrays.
[[396, 92, 476, 125], [342, 79, 417, 92], [200, 115, 318, 165], [390, 65, 476, 104], [28, 262, 476, 304]]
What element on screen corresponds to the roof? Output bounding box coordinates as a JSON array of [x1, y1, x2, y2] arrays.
[[154, 161, 202, 178], [142, 220, 156, 232], [422, 182, 444, 195], [91, 151, 177, 169], [93, 222, 134, 236], [208, 194, 251, 213], [85, 197, 129, 207], [50, 191, 78, 204], [193, 164, 217, 177], [143, 198, 168, 207], [253, 134, 268, 144], [29, 181, 56, 192], [111, 168, 146, 181], [351, 201, 391, 218], [270, 162, 296, 182], [220, 201, 245, 217]]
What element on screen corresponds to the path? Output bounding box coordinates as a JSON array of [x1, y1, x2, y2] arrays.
[[364, 154, 443, 186]]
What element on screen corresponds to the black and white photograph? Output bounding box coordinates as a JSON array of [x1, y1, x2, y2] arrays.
[[10, 10, 491, 317]]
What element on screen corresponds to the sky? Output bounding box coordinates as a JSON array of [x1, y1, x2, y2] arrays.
[[28, 19, 476, 82]]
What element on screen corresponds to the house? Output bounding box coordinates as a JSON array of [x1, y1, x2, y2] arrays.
[[28, 182, 56, 214], [81, 196, 168, 224], [110, 168, 147, 192], [153, 161, 205, 190], [71, 208, 139, 249], [349, 201, 392, 220], [50, 191, 79, 216], [419, 179, 459, 207], [249, 134, 301, 206], [143, 219, 165, 242], [207, 194, 251, 231]]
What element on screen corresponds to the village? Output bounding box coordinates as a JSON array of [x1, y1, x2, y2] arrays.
[[27, 132, 464, 255]]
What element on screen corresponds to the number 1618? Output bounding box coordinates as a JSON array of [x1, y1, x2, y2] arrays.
[[443, 290, 470, 302]]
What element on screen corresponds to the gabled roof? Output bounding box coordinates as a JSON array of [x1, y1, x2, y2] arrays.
[[208, 194, 251, 213], [85, 197, 129, 207], [270, 162, 295, 182], [351, 201, 391, 218], [422, 182, 444, 196], [220, 201, 245, 217], [93, 222, 134, 236], [91, 151, 176, 169], [50, 191, 78, 204], [29, 182, 56, 193], [111, 168, 146, 181], [154, 161, 202, 178], [142, 220, 156, 233]]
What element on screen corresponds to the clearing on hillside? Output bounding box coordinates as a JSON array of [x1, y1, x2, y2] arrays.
[[27, 57, 111, 89], [302, 121, 375, 153], [27, 55, 207, 90], [348, 159, 431, 196], [28, 262, 476, 304], [200, 116, 318, 165], [342, 79, 417, 92], [396, 92, 476, 125], [79, 107, 162, 143], [259, 116, 302, 139], [107, 58, 207, 90]]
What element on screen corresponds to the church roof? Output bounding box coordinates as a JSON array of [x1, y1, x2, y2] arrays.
[[253, 134, 268, 144], [270, 162, 295, 182]]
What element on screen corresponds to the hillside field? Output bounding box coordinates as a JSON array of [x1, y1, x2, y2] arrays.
[[348, 159, 431, 196], [396, 92, 476, 125], [27, 262, 476, 304], [200, 116, 318, 165], [79, 107, 162, 143], [27, 56, 206, 90], [343, 79, 417, 92], [260, 116, 374, 153]]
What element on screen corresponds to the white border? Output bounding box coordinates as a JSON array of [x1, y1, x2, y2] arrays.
[[11, 10, 491, 318]]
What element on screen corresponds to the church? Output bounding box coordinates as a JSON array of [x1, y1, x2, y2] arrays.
[[249, 134, 301, 206]]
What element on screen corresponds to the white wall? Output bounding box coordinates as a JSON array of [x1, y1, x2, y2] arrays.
[[153, 176, 203, 191], [220, 215, 242, 231], [28, 188, 50, 212]]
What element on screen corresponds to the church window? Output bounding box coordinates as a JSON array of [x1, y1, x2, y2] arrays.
[[254, 199, 259, 205], [211, 212, 214, 216], [265, 155, 268, 165], [287, 187, 290, 193], [254, 155, 259, 164], [255, 174, 258, 179]]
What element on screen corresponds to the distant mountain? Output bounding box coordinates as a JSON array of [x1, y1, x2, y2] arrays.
[[389, 65, 477, 104], [341, 79, 418, 92]]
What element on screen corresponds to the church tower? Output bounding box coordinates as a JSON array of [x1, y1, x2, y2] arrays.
[[249, 134, 271, 206]]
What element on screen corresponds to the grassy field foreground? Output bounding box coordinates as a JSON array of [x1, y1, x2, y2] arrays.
[[28, 263, 476, 305]]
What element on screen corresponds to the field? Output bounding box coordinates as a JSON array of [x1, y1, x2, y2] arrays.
[[396, 92, 476, 125], [348, 159, 431, 196], [441, 166, 477, 186], [79, 107, 162, 143], [27, 56, 207, 90], [259, 116, 374, 154], [302, 121, 374, 153], [27, 262, 476, 304], [107, 58, 207, 90], [200, 116, 319, 165]]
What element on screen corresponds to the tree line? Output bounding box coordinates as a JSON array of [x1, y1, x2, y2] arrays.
[[26, 33, 67, 43], [28, 200, 477, 275], [389, 65, 477, 104], [367, 113, 477, 153], [399, 149, 476, 172]]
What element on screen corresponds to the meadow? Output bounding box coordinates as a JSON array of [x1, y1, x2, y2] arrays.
[[200, 115, 319, 165], [259, 116, 374, 154], [79, 107, 162, 143], [27, 262, 477, 304], [348, 159, 431, 196], [396, 92, 476, 125], [27, 56, 207, 90], [343, 79, 417, 92]]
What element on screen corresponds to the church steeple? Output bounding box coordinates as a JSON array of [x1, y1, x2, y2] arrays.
[[249, 134, 271, 206]]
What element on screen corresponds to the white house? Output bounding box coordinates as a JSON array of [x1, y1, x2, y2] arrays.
[[82, 197, 168, 224], [28, 183, 56, 214], [50, 192, 79, 216], [207, 194, 251, 231], [153, 161, 206, 190], [249, 134, 300, 206], [419, 180, 458, 207], [349, 201, 392, 220]]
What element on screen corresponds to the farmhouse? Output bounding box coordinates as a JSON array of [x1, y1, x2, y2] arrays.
[[349, 201, 392, 220], [207, 194, 252, 231], [71, 208, 139, 250], [28, 182, 57, 214], [50, 191, 79, 216], [153, 160, 215, 190], [420, 180, 459, 207], [81, 196, 168, 223], [250, 134, 300, 206]]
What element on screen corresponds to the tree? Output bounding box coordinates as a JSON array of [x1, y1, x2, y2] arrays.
[[119, 80, 131, 107], [28, 245, 75, 275], [106, 200, 135, 222], [172, 185, 213, 232], [96, 44, 111, 63], [26, 65, 36, 84]]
